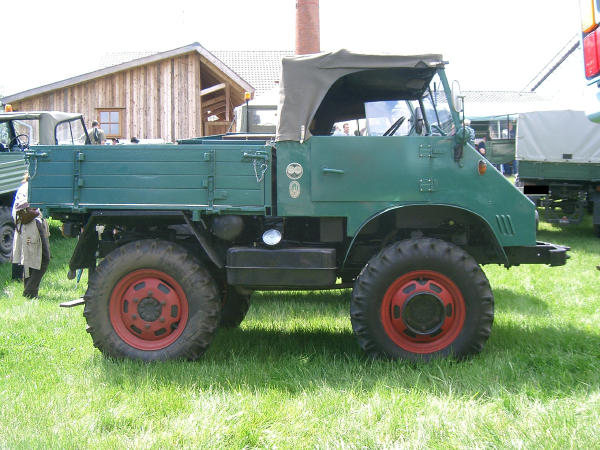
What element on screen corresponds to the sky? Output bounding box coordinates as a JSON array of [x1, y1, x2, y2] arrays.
[[0, 0, 587, 103]]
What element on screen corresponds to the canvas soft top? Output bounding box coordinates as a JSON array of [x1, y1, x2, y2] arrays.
[[0, 111, 85, 145], [275, 49, 444, 142], [516, 110, 600, 163]]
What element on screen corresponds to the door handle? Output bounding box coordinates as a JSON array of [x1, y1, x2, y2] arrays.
[[322, 167, 344, 174]]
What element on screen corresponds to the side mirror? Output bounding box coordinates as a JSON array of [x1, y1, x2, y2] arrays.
[[451, 80, 464, 113], [414, 107, 424, 135]]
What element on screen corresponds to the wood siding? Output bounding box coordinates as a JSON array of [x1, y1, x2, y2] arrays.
[[10, 52, 247, 142]]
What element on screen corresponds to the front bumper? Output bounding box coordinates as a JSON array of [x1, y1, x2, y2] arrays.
[[504, 241, 570, 267]]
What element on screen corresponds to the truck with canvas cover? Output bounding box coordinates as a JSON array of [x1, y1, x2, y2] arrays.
[[25, 50, 569, 362], [516, 109, 600, 235], [0, 110, 89, 263]]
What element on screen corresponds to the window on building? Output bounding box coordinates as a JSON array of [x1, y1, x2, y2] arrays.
[[98, 109, 123, 138]]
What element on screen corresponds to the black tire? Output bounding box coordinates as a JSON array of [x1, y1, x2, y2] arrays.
[[350, 238, 494, 361], [83, 239, 221, 361], [594, 224, 600, 238], [219, 286, 251, 328], [0, 206, 15, 263]]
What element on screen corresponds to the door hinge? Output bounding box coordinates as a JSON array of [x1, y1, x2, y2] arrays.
[[419, 178, 438, 192]]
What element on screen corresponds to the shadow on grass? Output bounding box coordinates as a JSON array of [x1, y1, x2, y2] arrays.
[[492, 288, 550, 314], [91, 309, 600, 400]]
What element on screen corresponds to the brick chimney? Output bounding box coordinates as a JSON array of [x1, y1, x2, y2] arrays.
[[295, 0, 320, 55]]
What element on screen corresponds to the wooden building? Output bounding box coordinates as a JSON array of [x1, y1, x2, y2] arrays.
[[1, 43, 254, 142]]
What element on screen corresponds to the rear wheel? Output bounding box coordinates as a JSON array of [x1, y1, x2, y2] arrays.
[[83, 239, 220, 361], [350, 238, 494, 361], [0, 207, 15, 263]]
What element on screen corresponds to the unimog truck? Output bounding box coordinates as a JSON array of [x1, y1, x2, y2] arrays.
[[25, 50, 568, 362], [0, 111, 89, 263]]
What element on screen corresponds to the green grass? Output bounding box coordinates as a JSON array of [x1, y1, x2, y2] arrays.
[[1, 218, 599, 448]]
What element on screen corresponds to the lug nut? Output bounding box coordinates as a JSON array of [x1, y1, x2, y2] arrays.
[[131, 314, 137, 320], [144, 324, 150, 329], [159, 317, 165, 323]]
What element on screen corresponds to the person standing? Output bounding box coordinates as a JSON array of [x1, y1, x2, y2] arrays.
[[89, 120, 106, 145], [12, 175, 51, 298]]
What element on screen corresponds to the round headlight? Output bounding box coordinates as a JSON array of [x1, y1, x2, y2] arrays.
[[262, 229, 282, 246]]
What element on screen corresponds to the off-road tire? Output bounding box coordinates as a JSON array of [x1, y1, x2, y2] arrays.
[[219, 286, 251, 328], [83, 239, 221, 361], [350, 238, 494, 361], [0, 206, 15, 263]]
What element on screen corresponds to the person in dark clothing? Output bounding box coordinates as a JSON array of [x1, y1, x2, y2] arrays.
[[12, 175, 51, 298]]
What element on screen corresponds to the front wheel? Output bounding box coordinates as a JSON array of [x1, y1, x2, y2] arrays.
[[83, 239, 221, 361], [350, 238, 494, 361]]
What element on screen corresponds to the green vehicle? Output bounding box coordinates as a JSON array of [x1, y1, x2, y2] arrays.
[[0, 111, 89, 263], [516, 109, 600, 235], [26, 50, 568, 362]]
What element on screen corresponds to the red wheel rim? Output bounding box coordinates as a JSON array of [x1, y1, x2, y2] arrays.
[[380, 270, 465, 354], [109, 269, 189, 351]]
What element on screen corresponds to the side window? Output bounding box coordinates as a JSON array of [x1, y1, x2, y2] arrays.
[[365, 101, 412, 136], [98, 109, 123, 138], [331, 120, 366, 136], [56, 119, 88, 145]]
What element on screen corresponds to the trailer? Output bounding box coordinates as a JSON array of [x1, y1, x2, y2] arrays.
[[516, 109, 600, 235]]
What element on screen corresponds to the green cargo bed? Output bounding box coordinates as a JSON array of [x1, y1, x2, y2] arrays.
[[28, 144, 271, 214]]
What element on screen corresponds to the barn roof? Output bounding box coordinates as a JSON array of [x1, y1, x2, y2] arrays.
[[98, 49, 292, 96], [1, 43, 255, 103], [212, 50, 292, 96]]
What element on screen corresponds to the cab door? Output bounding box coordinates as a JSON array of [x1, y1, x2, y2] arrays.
[[309, 134, 451, 204]]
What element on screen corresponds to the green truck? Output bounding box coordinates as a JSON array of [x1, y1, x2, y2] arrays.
[[516, 109, 600, 235], [26, 50, 568, 362], [0, 111, 90, 263]]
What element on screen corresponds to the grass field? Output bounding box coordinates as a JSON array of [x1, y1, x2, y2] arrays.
[[1, 217, 599, 448]]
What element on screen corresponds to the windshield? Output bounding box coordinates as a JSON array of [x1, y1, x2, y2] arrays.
[[13, 120, 38, 145], [0, 122, 11, 147], [422, 74, 454, 135]]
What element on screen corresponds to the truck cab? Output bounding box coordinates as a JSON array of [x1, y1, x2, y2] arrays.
[[0, 110, 89, 263]]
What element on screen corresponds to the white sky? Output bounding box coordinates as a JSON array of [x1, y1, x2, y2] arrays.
[[1, 0, 586, 102]]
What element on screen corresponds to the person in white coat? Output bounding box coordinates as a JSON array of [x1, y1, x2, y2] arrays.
[[12, 175, 51, 298]]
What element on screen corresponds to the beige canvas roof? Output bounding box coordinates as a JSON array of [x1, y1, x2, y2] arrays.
[[276, 49, 444, 142], [0, 111, 84, 144]]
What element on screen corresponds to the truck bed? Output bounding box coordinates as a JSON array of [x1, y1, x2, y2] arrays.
[[28, 143, 272, 214]]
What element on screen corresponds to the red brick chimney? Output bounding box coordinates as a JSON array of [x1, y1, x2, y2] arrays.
[[295, 0, 320, 55]]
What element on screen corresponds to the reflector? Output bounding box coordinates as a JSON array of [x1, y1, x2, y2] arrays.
[[478, 160, 487, 175], [584, 29, 600, 78]]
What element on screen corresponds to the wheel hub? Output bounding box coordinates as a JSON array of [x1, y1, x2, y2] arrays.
[[109, 269, 189, 350], [402, 293, 445, 335], [381, 270, 466, 354], [137, 296, 162, 322]]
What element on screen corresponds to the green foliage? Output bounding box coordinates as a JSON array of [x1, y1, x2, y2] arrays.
[[1, 217, 599, 448]]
